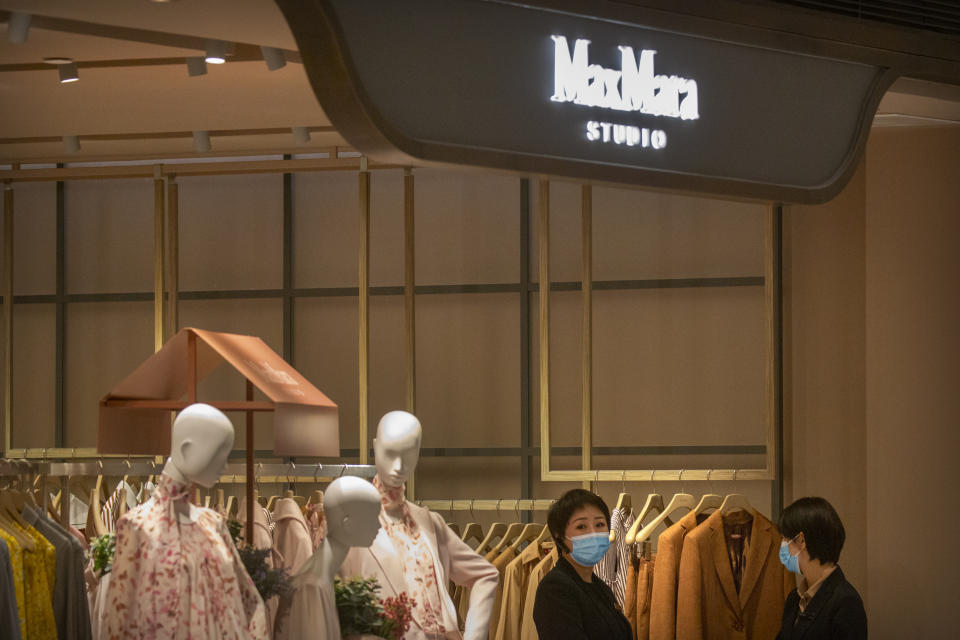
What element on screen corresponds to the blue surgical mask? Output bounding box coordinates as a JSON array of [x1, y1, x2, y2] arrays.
[[566, 531, 610, 567], [779, 536, 802, 574]]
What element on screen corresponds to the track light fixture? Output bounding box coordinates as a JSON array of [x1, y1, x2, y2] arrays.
[[63, 136, 81, 153], [7, 12, 31, 44], [58, 62, 79, 83], [261, 46, 286, 71], [192, 131, 212, 153], [204, 40, 228, 64], [186, 57, 207, 77], [291, 127, 311, 145]]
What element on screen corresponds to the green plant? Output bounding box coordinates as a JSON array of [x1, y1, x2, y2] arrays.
[[334, 576, 414, 640], [228, 518, 294, 601], [90, 533, 116, 576]]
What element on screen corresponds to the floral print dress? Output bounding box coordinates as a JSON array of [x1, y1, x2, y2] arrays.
[[100, 473, 267, 639]]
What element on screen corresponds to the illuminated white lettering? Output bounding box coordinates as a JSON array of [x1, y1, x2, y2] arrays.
[[552, 35, 699, 121], [584, 122, 667, 150], [586, 121, 600, 141]]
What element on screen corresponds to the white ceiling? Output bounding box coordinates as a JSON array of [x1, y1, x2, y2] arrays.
[[0, 1, 957, 164]]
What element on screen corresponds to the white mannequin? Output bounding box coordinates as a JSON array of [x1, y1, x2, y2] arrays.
[[159, 403, 234, 523], [339, 410, 499, 640], [373, 410, 422, 515], [305, 475, 382, 584], [275, 476, 382, 640]]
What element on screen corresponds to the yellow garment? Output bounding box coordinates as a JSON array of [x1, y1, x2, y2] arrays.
[[0, 528, 27, 638], [488, 547, 518, 638], [519, 546, 558, 640], [495, 541, 555, 640], [15, 521, 57, 640]]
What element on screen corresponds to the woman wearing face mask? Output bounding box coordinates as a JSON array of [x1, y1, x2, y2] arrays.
[[533, 489, 633, 640], [776, 497, 867, 640]]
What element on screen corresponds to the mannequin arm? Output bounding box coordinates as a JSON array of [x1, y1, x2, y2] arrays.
[[434, 513, 499, 640]]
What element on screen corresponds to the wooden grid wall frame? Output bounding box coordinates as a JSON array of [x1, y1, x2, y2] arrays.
[[537, 177, 779, 485]]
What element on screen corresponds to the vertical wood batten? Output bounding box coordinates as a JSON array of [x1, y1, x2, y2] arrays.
[[764, 205, 777, 481], [153, 170, 165, 352], [403, 168, 416, 499], [358, 161, 371, 464], [581, 185, 592, 490], [3, 182, 12, 454], [166, 176, 179, 340], [538, 179, 551, 479]]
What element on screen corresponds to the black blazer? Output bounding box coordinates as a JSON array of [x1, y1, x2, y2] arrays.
[[776, 567, 867, 640], [533, 556, 633, 640]]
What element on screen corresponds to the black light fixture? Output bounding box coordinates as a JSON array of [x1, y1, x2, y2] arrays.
[[261, 46, 286, 71], [204, 40, 228, 64], [7, 12, 31, 44], [186, 57, 207, 77], [58, 62, 79, 83]]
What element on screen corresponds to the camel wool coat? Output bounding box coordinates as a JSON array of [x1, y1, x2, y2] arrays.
[[339, 501, 499, 640], [675, 510, 793, 640]]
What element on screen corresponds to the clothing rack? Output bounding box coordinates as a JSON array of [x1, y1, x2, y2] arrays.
[[417, 499, 556, 512]]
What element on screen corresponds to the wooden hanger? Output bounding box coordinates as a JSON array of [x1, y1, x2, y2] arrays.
[[0, 502, 35, 551], [215, 488, 226, 513], [489, 519, 526, 557], [475, 521, 507, 555], [447, 522, 461, 536], [631, 490, 696, 546], [610, 472, 633, 542], [88, 469, 109, 538], [624, 489, 667, 545], [509, 522, 545, 553], [461, 521, 484, 546], [693, 493, 722, 514], [719, 471, 755, 515]]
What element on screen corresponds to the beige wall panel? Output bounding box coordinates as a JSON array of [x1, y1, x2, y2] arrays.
[[532, 287, 766, 450], [65, 179, 153, 294], [528, 180, 584, 284], [178, 174, 283, 291], [591, 188, 765, 280], [592, 287, 765, 446], [293, 171, 360, 289], [179, 298, 282, 451], [864, 127, 960, 639], [414, 168, 520, 285], [416, 293, 519, 447], [294, 297, 359, 450], [12, 182, 56, 295], [529, 184, 765, 284], [369, 170, 405, 288], [11, 304, 56, 448], [416, 456, 524, 531], [368, 295, 407, 429], [529, 290, 582, 447], [65, 301, 153, 448], [784, 161, 867, 600]]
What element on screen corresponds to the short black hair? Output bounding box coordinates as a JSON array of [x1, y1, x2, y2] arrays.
[[547, 489, 611, 555], [778, 497, 846, 565]]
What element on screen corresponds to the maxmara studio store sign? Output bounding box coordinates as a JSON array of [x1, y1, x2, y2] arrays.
[[276, 0, 895, 203], [550, 35, 699, 151]]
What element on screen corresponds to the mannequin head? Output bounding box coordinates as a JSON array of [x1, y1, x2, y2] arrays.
[[324, 476, 383, 547], [372, 411, 422, 488], [169, 403, 234, 488]]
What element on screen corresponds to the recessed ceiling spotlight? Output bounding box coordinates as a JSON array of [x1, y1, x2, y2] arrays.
[[205, 40, 228, 64], [58, 62, 79, 83], [43, 57, 74, 65]]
